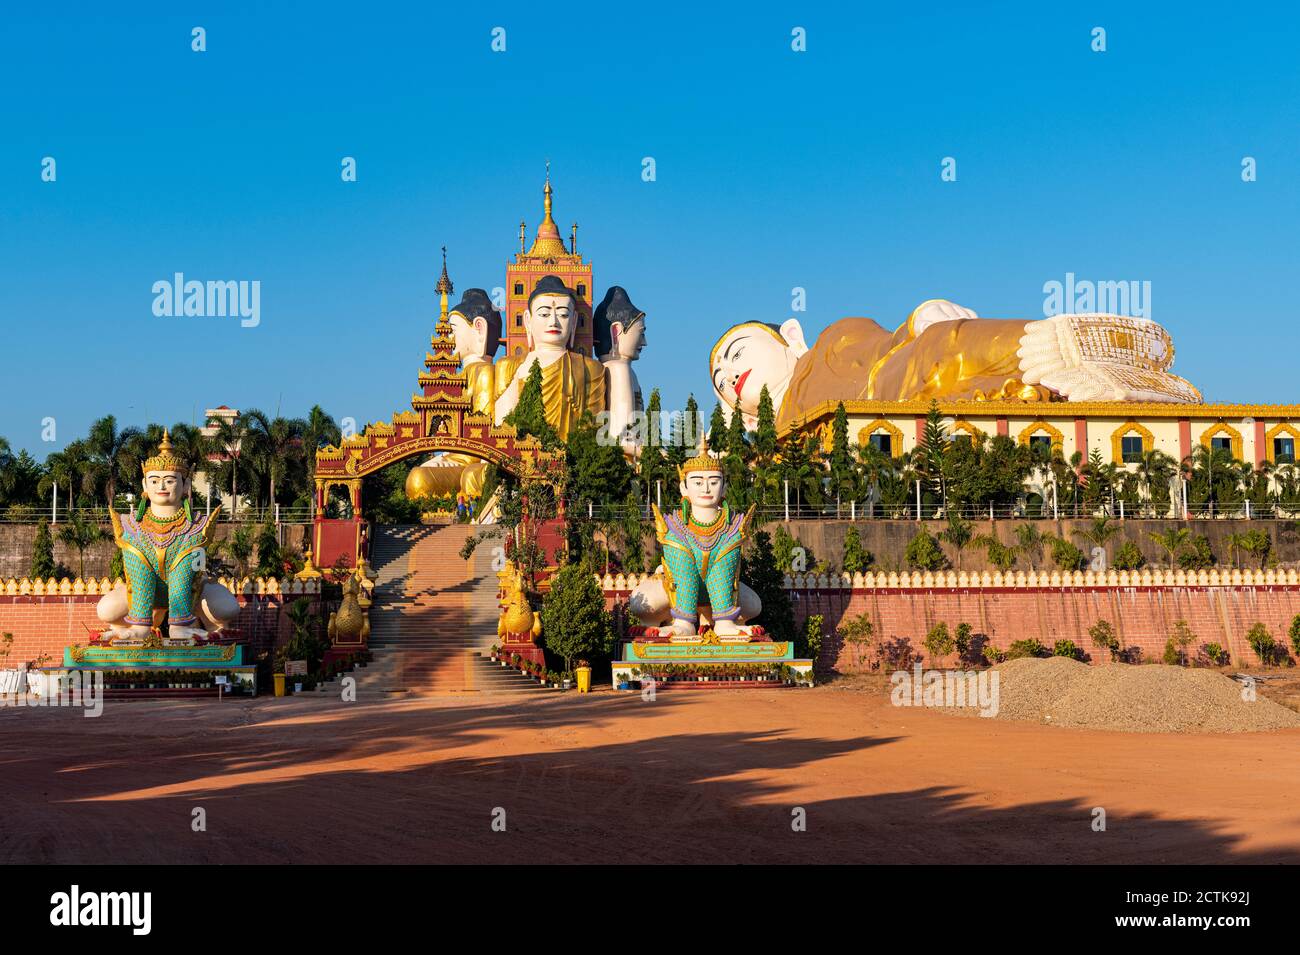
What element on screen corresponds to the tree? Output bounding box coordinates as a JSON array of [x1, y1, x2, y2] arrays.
[[1014, 522, 1048, 569], [938, 511, 975, 569], [1073, 515, 1120, 567], [86, 415, 142, 505], [504, 362, 558, 448], [841, 525, 873, 574], [827, 402, 854, 507], [753, 386, 778, 504], [722, 405, 751, 510], [923, 622, 954, 665], [254, 523, 282, 578], [741, 530, 796, 646], [912, 400, 948, 512], [905, 529, 947, 571], [30, 521, 56, 579], [56, 511, 106, 579], [541, 562, 613, 672], [1148, 528, 1190, 567], [707, 403, 728, 454], [211, 412, 259, 519]]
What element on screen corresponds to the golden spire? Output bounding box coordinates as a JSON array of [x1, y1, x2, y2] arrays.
[[570, 221, 578, 254], [142, 429, 189, 476], [528, 164, 569, 258], [435, 245, 453, 319]]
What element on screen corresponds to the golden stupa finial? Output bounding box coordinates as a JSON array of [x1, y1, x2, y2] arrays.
[[527, 163, 568, 258], [142, 429, 189, 476]]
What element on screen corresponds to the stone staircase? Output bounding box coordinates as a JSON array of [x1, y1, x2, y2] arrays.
[[356, 524, 546, 696]]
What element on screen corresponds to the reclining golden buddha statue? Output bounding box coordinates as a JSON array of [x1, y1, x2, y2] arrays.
[[709, 299, 1201, 431]]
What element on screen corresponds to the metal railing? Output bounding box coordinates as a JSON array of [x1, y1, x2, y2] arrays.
[[0, 505, 317, 525], [564, 500, 1300, 523]]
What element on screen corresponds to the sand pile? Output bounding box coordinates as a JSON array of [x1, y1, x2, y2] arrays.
[[945, 657, 1300, 733]]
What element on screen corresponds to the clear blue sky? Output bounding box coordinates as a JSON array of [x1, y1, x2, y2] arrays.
[[3, 1, 1298, 455]]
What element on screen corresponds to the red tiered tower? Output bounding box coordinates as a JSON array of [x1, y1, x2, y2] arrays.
[[504, 169, 593, 360]]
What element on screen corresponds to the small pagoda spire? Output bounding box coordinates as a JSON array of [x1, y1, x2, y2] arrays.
[[527, 163, 568, 258], [435, 245, 453, 319], [571, 221, 578, 255], [519, 220, 527, 253]]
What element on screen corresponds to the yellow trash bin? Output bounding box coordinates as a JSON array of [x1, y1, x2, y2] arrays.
[[575, 666, 592, 693], [273, 673, 286, 697]]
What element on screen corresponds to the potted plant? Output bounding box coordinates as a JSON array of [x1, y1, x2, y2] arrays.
[[561, 670, 573, 690], [489, 644, 499, 662]]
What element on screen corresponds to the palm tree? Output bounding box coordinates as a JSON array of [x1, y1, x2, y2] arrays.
[[86, 415, 142, 506], [1148, 527, 1191, 568], [244, 411, 306, 508], [1074, 514, 1121, 552], [1135, 449, 1177, 515], [39, 439, 96, 510], [210, 412, 259, 520], [56, 511, 106, 579], [1014, 522, 1048, 569], [939, 510, 975, 570], [304, 405, 341, 478]]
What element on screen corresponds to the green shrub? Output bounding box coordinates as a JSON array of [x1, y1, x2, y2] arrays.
[[841, 526, 873, 574], [982, 642, 1005, 665], [1005, 638, 1048, 660], [1202, 643, 1231, 667], [923, 622, 954, 664], [1051, 538, 1085, 571], [1162, 638, 1181, 666], [1088, 619, 1123, 661], [1053, 639, 1084, 661], [1289, 614, 1300, 658], [1113, 540, 1145, 571], [1245, 622, 1285, 666], [1177, 534, 1215, 570], [905, 529, 947, 571]]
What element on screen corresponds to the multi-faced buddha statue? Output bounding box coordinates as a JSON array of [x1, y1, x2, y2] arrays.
[[447, 287, 502, 418], [96, 432, 240, 644], [710, 299, 1201, 431], [631, 446, 760, 640], [493, 275, 606, 442], [593, 285, 646, 450]]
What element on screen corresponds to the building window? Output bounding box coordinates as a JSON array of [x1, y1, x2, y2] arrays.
[[515, 313, 522, 327], [1029, 434, 1052, 453], [869, 433, 892, 456], [576, 283, 586, 297], [1276, 437, 1296, 464], [579, 315, 584, 327], [1121, 435, 1143, 463], [513, 283, 524, 296], [1211, 436, 1232, 453]]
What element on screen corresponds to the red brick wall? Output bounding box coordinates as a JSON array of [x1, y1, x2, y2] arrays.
[[0, 595, 319, 667], [788, 585, 1300, 671]]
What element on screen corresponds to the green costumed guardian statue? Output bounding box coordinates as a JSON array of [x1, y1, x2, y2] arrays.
[[647, 445, 758, 640], [95, 432, 240, 645]]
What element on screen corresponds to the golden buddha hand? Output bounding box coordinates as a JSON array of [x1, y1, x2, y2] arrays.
[[1017, 314, 1201, 403]]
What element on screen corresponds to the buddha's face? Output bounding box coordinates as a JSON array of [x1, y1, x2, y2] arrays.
[[681, 470, 725, 511], [614, 318, 646, 361], [449, 313, 486, 360], [710, 320, 807, 417], [143, 470, 188, 507], [524, 293, 576, 350]]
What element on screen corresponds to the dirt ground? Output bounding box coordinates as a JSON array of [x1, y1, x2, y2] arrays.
[[2, 683, 1298, 864]]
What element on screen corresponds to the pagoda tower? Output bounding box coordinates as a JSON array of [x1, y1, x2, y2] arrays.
[[416, 247, 472, 435], [504, 167, 593, 360]]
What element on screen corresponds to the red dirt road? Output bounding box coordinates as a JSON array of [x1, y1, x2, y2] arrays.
[[2, 686, 1298, 864]]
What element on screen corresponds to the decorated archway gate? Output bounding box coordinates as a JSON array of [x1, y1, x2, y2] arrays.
[[312, 303, 555, 571]]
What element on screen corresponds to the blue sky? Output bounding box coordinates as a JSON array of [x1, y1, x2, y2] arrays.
[[3, 1, 1298, 455]]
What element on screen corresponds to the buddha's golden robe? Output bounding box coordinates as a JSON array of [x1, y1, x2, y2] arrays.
[[462, 360, 495, 417], [496, 350, 607, 442], [776, 316, 1035, 431]]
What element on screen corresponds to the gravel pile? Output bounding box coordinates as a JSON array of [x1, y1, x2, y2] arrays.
[[942, 657, 1300, 733]]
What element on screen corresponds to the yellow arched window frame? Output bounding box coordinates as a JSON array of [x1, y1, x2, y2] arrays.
[[1111, 420, 1154, 465], [1018, 420, 1063, 455], [1199, 421, 1243, 461], [1264, 422, 1300, 464], [857, 419, 904, 456], [950, 419, 984, 443]]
